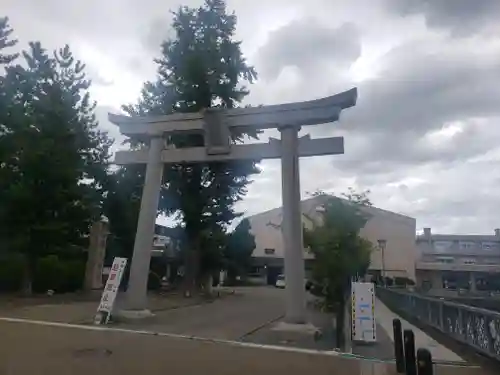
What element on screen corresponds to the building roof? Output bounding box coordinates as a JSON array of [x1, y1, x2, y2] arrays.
[[417, 234, 500, 243], [246, 195, 415, 225]]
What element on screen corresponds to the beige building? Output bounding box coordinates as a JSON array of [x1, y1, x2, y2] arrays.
[[246, 196, 417, 285], [415, 228, 500, 296]]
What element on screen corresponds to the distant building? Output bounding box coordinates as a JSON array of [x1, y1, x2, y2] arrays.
[[246, 195, 417, 285], [415, 228, 500, 295]]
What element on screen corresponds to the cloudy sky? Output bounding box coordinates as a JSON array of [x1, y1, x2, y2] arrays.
[[2, 0, 500, 234]]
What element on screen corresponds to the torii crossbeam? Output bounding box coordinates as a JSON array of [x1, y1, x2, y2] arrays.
[[109, 88, 357, 323]]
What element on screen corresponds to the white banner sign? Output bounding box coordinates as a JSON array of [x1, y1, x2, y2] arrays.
[[351, 281, 376, 343], [94, 257, 127, 324]]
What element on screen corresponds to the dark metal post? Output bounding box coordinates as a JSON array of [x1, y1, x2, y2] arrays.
[[404, 329, 417, 375], [417, 348, 433, 375], [393, 319, 405, 373]]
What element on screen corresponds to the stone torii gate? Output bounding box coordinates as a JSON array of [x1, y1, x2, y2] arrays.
[[109, 87, 357, 323]]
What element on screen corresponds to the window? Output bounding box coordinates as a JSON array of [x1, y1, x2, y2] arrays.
[[462, 258, 476, 265], [264, 248, 275, 255], [435, 256, 454, 264], [482, 242, 498, 251], [433, 241, 452, 252], [459, 241, 476, 250]]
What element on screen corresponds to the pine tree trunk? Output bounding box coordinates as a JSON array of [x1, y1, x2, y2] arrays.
[[22, 255, 34, 296], [182, 237, 201, 297]]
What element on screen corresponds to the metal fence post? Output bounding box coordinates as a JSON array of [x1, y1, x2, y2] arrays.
[[393, 319, 405, 373], [404, 329, 417, 375], [416, 348, 433, 375], [438, 302, 444, 330]]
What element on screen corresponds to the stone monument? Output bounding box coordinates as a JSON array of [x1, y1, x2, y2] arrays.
[[84, 216, 110, 291], [109, 88, 357, 323]]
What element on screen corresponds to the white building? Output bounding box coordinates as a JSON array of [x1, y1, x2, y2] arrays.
[[246, 196, 417, 285]]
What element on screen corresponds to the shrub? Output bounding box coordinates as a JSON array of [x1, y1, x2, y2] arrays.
[[0, 253, 25, 292], [33, 255, 66, 293], [61, 259, 86, 293]]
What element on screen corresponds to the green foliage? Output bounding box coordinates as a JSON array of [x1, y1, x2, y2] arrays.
[[0, 16, 18, 65], [304, 190, 373, 308], [122, 0, 260, 288], [224, 218, 256, 280], [102, 166, 145, 260], [61, 259, 86, 292], [0, 253, 25, 292], [32, 255, 85, 293], [0, 19, 112, 291], [304, 189, 373, 348], [33, 255, 66, 293]]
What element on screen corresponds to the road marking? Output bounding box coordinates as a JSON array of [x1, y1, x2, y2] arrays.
[[0, 316, 340, 357]]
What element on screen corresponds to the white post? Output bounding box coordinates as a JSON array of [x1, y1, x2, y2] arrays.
[[279, 126, 307, 323], [125, 136, 164, 311]]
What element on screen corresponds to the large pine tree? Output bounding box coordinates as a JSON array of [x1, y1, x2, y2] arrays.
[[0, 28, 112, 290], [123, 0, 259, 292]]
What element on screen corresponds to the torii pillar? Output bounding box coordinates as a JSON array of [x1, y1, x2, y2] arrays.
[[109, 88, 357, 322], [280, 125, 306, 322]]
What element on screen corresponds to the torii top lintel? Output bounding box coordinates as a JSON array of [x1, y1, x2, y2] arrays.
[[108, 88, 357, 137]]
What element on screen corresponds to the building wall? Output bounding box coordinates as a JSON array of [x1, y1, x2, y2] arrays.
[[415, 228, 500, 295], [360, 206, 417, 280], [247, 196, 417, 281]]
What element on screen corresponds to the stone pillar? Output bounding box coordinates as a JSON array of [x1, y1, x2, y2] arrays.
[[84, 217, 109, 290], [279, 126, 307, 323], [124, 136, 164, 312]]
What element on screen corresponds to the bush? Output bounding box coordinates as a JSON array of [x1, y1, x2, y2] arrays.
[[32, 255, 86, 294], [33, 255, 66, 293], [61, 259, 86, 292], [0, 253, 25, 292]]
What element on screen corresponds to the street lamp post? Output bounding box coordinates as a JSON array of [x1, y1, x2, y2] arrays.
[[377, 239, 387, 285]]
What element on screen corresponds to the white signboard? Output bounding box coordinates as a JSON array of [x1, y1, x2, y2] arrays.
[[94, 257, 127, 325], [351, 281, 376, 343]]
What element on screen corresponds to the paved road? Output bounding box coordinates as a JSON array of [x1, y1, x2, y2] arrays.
[[1, 320, 488, 375], [0, 320, 361, 375], [122, 286, 286, 340]]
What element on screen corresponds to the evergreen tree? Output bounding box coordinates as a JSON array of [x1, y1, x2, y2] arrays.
[[0, 38, 111, 291], [123, 0, 259, 292], [0, 17, 18, 65], [224, 218, 256, 283]]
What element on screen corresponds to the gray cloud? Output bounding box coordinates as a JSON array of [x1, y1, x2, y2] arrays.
[[3, 0, 500, 234], [256, 21, 361, 81], [384, 0, 500, 37], [328, 38, 500, 174]]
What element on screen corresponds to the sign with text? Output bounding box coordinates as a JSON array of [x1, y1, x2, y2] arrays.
[[351, 281, 376, 343], [94, 257, 127, 325]]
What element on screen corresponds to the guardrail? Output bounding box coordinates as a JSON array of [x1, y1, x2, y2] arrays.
[[377, 287, 500, 361]]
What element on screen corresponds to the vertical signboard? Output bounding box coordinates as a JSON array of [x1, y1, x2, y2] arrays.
[[351, 281, 376, 343], [94, 257, 127, 325]]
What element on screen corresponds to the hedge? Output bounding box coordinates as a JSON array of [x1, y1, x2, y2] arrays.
[[0, 254, 86, 294]]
